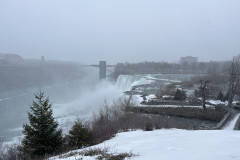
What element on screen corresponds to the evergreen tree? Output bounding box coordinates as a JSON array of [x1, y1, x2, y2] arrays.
[[67, 119, 91, 149], [174, 89, 187, 100], [22, 91, 63, 158]]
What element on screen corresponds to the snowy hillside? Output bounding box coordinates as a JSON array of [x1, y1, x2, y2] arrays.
[[51, 129, 240, 160]]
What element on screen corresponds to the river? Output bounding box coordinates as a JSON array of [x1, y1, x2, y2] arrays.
[[0, 73, 197, 143]]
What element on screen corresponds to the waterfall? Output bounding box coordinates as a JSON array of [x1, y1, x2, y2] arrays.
[[115, 75, 155, 92]]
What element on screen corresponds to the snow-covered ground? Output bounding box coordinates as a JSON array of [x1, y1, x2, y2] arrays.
[[224, 114, 240, 130], [51, 129, 240, 160], [138, 104, 215, 109], [132, 94, 215, 109], [208, 100, 227, 105]]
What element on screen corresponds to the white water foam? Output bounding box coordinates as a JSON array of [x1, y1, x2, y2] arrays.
[[53, 75, 157, 132], [116, 75, 155, 91], [52, 80, 122, 132]]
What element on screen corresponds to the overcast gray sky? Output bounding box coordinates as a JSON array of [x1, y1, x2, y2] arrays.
[[0, 0, 240, 64]]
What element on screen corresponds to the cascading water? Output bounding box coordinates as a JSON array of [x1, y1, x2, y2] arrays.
[[115, 75, 155, 92]]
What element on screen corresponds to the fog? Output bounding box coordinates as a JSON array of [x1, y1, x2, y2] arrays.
[[53, 80, 122, 132], [1, 0, 240, 64], [0, 66, 122, 142], [1, 0, 240, 145]]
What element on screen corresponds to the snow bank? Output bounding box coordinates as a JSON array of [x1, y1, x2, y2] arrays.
[[51, 129, 240, 160], [131, 94, 157, 104], [208, 100, 239, 106], [208, 100, 227, 105], [224, 114, 240, 130]]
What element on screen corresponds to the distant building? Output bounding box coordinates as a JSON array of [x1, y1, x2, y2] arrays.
[[0, 53, 23, 64], [179, 56, 198, 64], [41, 56, 45, 62]]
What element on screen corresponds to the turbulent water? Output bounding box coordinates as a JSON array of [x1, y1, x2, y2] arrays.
[[116, 74, 196, 91], [116, 75, 155, 91], [0, 73, 196, 143], [0, 80, 99, 141]]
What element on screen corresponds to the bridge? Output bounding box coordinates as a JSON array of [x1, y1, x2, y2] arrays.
[[0, 60, 207, 82], [86, 61, 206, 80], [90, 61, 115, 80]]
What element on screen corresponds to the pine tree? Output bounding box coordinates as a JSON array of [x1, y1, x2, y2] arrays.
[[22, 91, 63, 158], [174, 89, 187, 100], [67, 119, 91, 149]]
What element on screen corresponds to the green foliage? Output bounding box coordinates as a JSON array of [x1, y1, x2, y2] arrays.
[[22, 91, 63, 158], [67, 119, 92, 149], [174, 89, 187, 100]]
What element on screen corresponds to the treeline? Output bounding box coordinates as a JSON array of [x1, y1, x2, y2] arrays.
[[151, 55, 240, 109], [113, 61, 229, 78], [0, 62, 86, 89]]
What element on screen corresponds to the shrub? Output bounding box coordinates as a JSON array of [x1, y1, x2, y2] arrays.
[[0, 139, 28, 160], [174, 89, 187, 100], [58, 147, 136, 160], [130, 106, 227, 122], [0, 138, 5, 160], [67, 119, 92, 149], [155, 85, 175, 99], [90, 104, 120, 143], [89, 98, 160, 143], [187, 94, 201, 105], [144, 122, 153, 131], [182, 79, 195, 88]]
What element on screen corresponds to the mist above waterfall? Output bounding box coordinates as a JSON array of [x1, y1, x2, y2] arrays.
[[53, 80, 122, 130]]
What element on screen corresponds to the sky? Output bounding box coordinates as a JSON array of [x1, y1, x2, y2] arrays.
[[0, 0, 240, 64]]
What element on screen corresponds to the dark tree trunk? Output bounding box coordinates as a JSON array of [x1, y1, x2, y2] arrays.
[[202, 96, 206, 110], [200, 79, 209, 110], [227, 56, 240, 107]]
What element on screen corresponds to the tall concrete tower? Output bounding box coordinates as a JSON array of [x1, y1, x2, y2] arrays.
[[99, 61, 106, 80]]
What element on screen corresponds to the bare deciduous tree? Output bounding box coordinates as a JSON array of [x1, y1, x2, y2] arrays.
[[0, 138, 5, 159], [228, 55, 240, 107], [199, 79, 210, 110]]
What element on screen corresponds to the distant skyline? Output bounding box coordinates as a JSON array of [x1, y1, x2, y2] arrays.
[[1, 0, 240, 64], [0, 53, 230, 65]]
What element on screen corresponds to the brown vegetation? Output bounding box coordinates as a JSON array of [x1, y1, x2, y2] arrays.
[[57, 147, 137, 160], [129, 107, 227, 122]]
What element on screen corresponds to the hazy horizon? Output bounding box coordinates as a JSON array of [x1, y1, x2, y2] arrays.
[[1, 0, 240, 64]]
